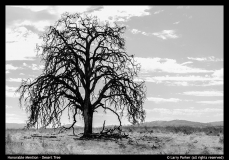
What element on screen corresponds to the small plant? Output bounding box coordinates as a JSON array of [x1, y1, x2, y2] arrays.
[[219, 135, 223, 144], [128, 128, 133, 133], [6, 134, 12, 144], [201, 147, 210, 155], [118, 143, 126, 149], [42, 138, 45, 148]]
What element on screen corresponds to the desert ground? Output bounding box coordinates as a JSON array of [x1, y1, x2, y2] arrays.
[[5, 125, 223, 155]]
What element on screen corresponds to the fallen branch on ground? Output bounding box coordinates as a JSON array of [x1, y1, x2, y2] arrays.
[[80, 120, 129, 140]]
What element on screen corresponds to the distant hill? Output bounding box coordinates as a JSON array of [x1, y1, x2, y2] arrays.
[[6, 123, 26, 129], [206, 121, 223, 126], [5, 123, 83, 129], [6, 120, 223, 129], [139, 120, 223, 128]]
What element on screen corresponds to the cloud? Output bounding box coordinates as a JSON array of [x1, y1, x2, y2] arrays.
[[166, 81, 189, 86], [22, 63, 45, 71], [177, 6, 190, 9], [145, 108, 223, 116], [130, 29, 180, 39], [87, 6, 152, 22], [6, 26, 42, 61], [182, 91, 223, 97], [173, 21, 180, 24], [202, 80, 223, 86], [6, 91, 20, 98], [197, 100, 223, 105], [146, 75, 221, 82], [212, 68, 223, 78], [6, 64, 19, 70], [53, 6, 91, 15], [31, 64, 45, 70], [7, 78, 23, 82], [152, 30, 179, 40], [6, 105, 13, 108], [6, 64, 21, 73], [6, 113, 26, 123], [181, 61, 193, 65], [136, 75, 223, 87], [6, 86, 18, 91], [12, 6, 51, 12], [154, 10, 164, 14], [131, 29, 141, 34], [6, 6, 57, 29], [133, 57, 223, 87], [6, 86, 20, 98], [147, 97, 181, 103], [187, 56, 223, 62], [135, 57, 214, 73], [8, 6, 150, 29], [131, 29, 150, 36]]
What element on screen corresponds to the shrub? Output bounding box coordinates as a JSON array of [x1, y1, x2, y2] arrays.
[[219, 136, 223, 144], [6, 134, 12, 144]]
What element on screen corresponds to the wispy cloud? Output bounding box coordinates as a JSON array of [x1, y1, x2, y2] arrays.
[[6, 64, 19, 70], [6, 105, 13, 108], [23, 63, 45, 70], [212, 68, 223, 78], [135, 74, 223, 87], [152, 30, 180, 40], [88, 6, 152, 22], [147, 97, 181, 103], [6, 27, 41, 61], [12, 6, 152, 23], [187, 56, 223, 62], [131, 29, 180, 39], [131, 28, 150, 36], [143, 75, 222, 82], [173, 21, 180, 24], [201, 80, 223, 86], [6, 64, 21, 74], [182, 91, 223, 97], [6, 86, 20, 98], [7, 78, 23, 82], [134, 57, 223, 87], [11, 6, 51, 12], [165, 81, 189, 86], [6, 113, 26, 123], [145, 108, 222, 116], [135, 57, 214, 73], [6, 86, 18, 92], [197, 100, 223, 105], [177, 6, 190, 9], [131, 29, 142, 34], [154, 10, 164, 14]]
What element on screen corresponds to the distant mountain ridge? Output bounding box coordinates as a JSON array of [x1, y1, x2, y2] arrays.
[[139, 120, 223, 127], [6, 123, 26, 129], [6, 120, 223, 129], [5, 123, 82, 129]]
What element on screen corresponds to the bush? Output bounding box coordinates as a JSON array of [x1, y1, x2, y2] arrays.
[[219, 135, 223, 144], [6, 134, 12, 144]]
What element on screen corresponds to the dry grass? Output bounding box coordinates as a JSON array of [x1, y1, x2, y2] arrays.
[[5, 125, 223, 155]]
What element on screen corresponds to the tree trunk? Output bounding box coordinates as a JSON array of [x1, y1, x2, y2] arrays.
[[83, 109, 93, 136], [83, 93, 93, 137]]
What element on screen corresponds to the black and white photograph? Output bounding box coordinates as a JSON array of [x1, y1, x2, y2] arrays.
[[6, 5, 223, 155]]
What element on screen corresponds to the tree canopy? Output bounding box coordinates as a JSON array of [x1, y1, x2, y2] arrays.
[[17, 12, 146, 136]]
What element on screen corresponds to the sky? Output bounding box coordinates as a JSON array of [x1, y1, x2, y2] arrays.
[[6, 5, 224, 127]]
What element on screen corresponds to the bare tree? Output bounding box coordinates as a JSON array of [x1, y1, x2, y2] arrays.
[[17, 12, 146, 137]]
